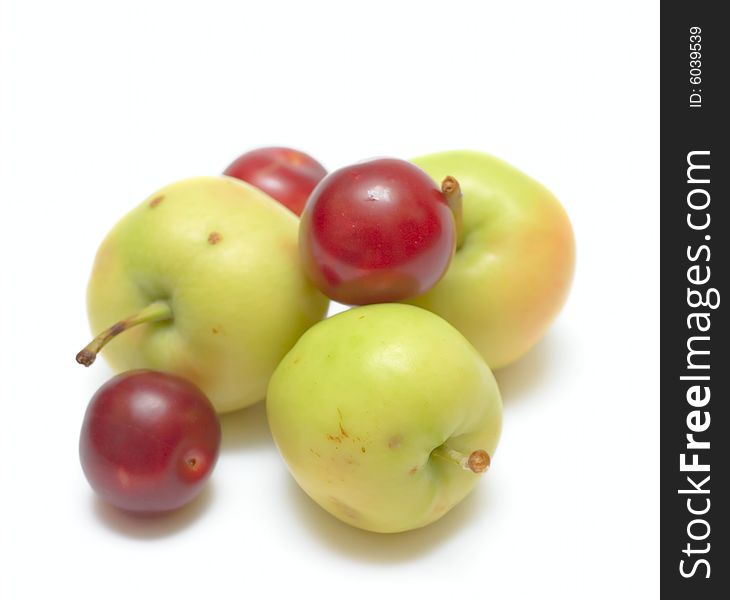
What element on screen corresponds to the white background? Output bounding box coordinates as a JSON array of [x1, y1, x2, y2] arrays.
[[0, 1, 659, 598]]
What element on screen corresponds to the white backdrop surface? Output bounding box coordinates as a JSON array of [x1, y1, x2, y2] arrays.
[[0, 1, 659, 599]]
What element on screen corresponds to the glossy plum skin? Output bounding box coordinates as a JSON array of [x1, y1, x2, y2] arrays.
[[223, 147, 327, 215], [79, 370, 221, 513], [299, 158, 456, 305]]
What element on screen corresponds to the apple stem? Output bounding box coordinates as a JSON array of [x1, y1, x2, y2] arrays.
[[75, 300, 173, 367], [432, 445, 491, 474], [441, 176, 464, 249]]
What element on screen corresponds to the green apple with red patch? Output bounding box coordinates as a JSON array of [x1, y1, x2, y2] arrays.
[[405, 150, 575, 369]]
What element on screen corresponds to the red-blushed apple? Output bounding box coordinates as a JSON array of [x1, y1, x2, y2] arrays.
[[405, 150, 575, 369]]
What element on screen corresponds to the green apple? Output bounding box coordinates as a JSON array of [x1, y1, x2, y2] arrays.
[[405, 150, 575, 369], [267, 303, 502, 533], [77, 176, 329, 413]]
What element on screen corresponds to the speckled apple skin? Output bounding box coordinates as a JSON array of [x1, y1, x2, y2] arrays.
[[86, 176, 329, 413]]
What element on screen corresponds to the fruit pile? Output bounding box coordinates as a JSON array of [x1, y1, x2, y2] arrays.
[[76, 147, 575, 533]]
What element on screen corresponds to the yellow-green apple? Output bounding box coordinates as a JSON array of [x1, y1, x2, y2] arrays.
[[76, 176, 329, 413], [405, 150, 575, 369], [267, 303, 502, 533]]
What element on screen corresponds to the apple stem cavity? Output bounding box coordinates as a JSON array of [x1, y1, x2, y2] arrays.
[[441, 176, 464, 249], [76, 300, 173, 367], [432, 445, 491, 474]]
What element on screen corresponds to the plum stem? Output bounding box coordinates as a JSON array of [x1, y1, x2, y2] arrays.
[[432, 445, 491, 474], [75, 300, 173, 367], [441, 176, 464, 249]]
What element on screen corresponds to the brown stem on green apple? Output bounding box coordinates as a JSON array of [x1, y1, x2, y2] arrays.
[[432, 445, 491, 474], [441, 176, 464, 249], [75, 300, 173, 367]]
